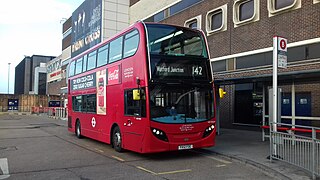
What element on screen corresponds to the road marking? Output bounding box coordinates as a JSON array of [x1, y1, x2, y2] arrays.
[[0, 158, 10, 180], [157, 169, 192, 175], [112, 155, 125, 162], [94, 148, 104, 153], [216, 164, 227, 167], [192, 151, 232, 164], [204, 156, 232, 164], [136, 166, 157, 175], [136, 166, 191, 176]]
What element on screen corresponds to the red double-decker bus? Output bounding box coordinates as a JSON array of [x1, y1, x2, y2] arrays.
[[67, 22, 216, 153]]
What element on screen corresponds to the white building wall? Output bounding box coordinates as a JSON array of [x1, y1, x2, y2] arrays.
[[33, 64, 47, 95], [102, 0, 130, 41], [129, 0, 180, 24]]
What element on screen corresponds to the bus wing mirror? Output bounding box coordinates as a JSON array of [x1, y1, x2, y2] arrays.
[[133, 89, 141, 101], [219, 88, 226, 99]]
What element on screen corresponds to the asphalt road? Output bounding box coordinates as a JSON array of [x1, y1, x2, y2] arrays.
[[0, 114, 273, 180]]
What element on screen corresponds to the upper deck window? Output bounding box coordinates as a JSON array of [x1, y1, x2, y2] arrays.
[[97, 44, 109, 67], [109, 36, 124, 63], [146, 24, 208, 58], [123, 30, 139, 58], [87, 51, 97, 71], [69, 61, 75, 77], [75, 57, 83, 75], [82, 55, 88, 72]]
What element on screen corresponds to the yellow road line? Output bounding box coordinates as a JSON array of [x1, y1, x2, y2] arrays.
[[111, 155, 125, 162], [136, 166, 157, 175], [157, 169, 192, 175]]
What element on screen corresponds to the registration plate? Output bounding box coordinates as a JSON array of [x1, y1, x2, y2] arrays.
[[178, 144, 193, 150]]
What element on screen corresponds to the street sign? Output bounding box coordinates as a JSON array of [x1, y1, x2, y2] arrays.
[[278, 38, 287, 51], [277, 37, 287, 69]]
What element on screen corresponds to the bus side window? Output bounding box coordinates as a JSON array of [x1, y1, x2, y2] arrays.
[[75, 57, 83, 75], [86, 94, 97, 113], [82, 55, 88, 72], [109, 36, 123, 63], [97, 44, 109, 67], [72, 96, 82, 112], [123, 30, 139, 58], [87, 51, 97, 71], [124, 88, 146, 117], [69, 61, 75, 77]]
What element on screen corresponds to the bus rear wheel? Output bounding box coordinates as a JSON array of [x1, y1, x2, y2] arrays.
[[112, 126, 122, 152], [75, 120, 82, 139]]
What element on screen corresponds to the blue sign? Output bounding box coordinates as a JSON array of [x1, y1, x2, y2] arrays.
[[71, 0, 102, 58], [8, 99, 19, 110]]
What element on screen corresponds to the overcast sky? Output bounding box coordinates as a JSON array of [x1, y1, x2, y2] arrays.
[[0, 0, 84, 94]]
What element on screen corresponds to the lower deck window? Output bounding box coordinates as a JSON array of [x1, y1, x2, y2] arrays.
[[72, 94, 96, 113]]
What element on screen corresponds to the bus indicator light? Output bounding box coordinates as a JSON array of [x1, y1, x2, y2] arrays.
[[219, 88, 226, 99]]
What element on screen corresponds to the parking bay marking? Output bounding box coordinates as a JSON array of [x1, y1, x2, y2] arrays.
[[191, 150, 232, 164], [94, 148, 104, 153], [112, 155, 125, 162], [136, 166, 191, 176], [0, 158, 10, 180]]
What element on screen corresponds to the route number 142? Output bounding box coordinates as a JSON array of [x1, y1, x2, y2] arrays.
[[192, 66, 203, 76]]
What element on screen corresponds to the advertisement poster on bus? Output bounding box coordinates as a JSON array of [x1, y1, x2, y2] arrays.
[[71, 73, 96, 91], [96, 69, 106, 115], [107, 65, 121, 85]]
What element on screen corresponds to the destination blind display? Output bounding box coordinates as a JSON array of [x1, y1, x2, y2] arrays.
[[150, 58, 209, 80]]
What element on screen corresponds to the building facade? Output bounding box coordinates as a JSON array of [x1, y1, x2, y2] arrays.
[[47, 55, 64, 95], [14, 55, 55, 95], [49, 0, 130, 104], [129, 0, 320, 128]]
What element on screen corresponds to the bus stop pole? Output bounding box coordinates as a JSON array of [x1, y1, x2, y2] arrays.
[[272, 36, 278, 158]]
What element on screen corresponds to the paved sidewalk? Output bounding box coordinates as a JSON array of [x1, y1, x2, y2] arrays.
[[206, 128, 314, 180]]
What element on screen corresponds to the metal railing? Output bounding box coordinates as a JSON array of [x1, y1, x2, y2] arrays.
[[0, 105, 67, 119], [262, 115, 320, 141], [48, 107, 67, 119], [269, 122, 320, 179]]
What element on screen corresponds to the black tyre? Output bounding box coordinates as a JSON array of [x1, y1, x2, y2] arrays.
[[112, 126, 123, 152], [75, 120, 82, 139]]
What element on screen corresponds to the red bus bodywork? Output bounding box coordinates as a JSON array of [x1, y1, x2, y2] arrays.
[[68, 22, 216, 153]]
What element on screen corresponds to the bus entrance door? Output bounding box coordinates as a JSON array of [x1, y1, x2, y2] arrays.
[[122, 88, 147, 152]]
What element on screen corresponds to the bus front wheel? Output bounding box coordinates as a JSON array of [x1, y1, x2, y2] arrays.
[[112, 126, 122, 152], [75, 120, 82, 139]]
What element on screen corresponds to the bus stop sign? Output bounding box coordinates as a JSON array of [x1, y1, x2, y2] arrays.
[[277, 37, 287, 69]]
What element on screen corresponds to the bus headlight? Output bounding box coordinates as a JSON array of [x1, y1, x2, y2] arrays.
[[151, 128, 168, 142], [203, 125, 215, 138]]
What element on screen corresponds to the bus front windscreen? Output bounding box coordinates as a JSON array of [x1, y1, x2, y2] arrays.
[[149, 84, 214, 124], [146, 24, 208, 58]]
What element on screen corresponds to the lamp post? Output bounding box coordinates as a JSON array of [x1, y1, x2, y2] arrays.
[[8, 63, 11, 94]]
